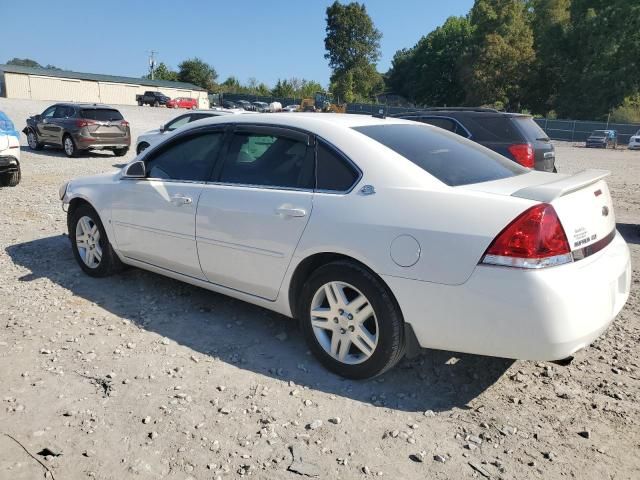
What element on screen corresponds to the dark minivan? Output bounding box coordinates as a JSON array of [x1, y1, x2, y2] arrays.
[[24, 103, 131, 157], [397, 108, 556, 172]]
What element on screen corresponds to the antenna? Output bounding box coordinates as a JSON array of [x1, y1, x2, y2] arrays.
[[148, 50, 157, 80]]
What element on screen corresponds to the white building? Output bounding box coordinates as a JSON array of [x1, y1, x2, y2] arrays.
[[0, 64, 209, 108]]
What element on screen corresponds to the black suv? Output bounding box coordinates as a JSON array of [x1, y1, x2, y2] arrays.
[[396, 108, 556, 172]]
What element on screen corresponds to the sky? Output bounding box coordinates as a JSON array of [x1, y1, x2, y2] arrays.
[[0, 0, 474, 88]]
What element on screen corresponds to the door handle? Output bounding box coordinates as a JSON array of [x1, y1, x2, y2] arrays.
[[170, 195, 193, 206], [275, 206, 307, 217]]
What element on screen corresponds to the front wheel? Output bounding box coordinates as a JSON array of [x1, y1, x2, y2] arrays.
[[27, 129, 43, 150], [69, 204, 123, 277], [0, 167, 21, 187], [299, 261, 405, 379], [153, 101, 160, 107], [113, 147, 128, 157]]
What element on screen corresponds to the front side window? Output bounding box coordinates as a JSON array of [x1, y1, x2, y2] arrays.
[[146, 132, 223, 182], [353, 123, 526, 187], [218, 132, 313, 189], [42, 106, 56, 118], [165, 115, 192, 131]]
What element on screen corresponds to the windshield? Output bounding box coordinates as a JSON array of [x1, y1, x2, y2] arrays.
[[591, 131, 607, 137], [353, 123, 526, 187], [80, 109, 124, 121]]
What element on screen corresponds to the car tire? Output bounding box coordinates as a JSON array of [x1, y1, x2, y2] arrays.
[[138, 101, 143, 106], [136, 142, 150, 155], [154, 101, 160, 107], [113, 147, 128, 157], [69, 204, 123, 278], [299, 260, 405, 379], [192, 105, 198, 110], [26, 129, 43, 150], [63, 134, 78, 158], [0, 167, 21, 187]]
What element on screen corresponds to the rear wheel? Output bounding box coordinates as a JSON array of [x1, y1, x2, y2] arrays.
[[113, 147, 128, 157], [299, 261, 405, 379], [191, 104, 198, 110], [154, 101, 160, 107], [26, 129, 43, 150], [63, 135, 78, 157], [0, 167, 21, 187], [69, 204, 123, 277]]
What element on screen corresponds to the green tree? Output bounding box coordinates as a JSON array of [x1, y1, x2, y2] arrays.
[[556, 0, 640, 119], [6, 57, 60, 70], [464, 0, 536, 109], [143, 62, 178, 82], [177, 58, 218, 91], [386, 16, 473, 106], [271, 79, 295, 97], [324, 1, 383, 101], [525, 0, 571, 115], [300, 80, 324, 98]]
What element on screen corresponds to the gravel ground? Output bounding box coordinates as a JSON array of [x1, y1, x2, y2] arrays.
[[1, 98, 639, 480]]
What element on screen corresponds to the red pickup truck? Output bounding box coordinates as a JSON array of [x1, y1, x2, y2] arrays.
[[166, 97, 198, 109]]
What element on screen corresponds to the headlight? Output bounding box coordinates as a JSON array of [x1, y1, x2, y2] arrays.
[[59, 181, 69, 200]]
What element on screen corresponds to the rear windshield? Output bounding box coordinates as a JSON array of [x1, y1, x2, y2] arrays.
[[80, 109, 124, 121], [514, 117, 549, 141], [353, 124, 526, 187]]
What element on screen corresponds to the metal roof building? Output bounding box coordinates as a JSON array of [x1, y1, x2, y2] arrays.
[[0, 64, 209, 108]]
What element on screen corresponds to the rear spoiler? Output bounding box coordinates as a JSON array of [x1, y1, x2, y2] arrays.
[[512, 169, 610, 202]]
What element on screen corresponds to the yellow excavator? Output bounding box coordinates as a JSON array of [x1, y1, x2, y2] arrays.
[[299, 92, 345, 113]]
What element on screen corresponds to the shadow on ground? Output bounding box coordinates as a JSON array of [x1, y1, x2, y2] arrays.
[[6, 234, 513, 413], [618, 223, 640, 245], [20, 145, 122, 159]]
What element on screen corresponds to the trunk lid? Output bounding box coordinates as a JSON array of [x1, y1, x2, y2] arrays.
[[463, 169, 616, 253], [80, 108, 128, 139]]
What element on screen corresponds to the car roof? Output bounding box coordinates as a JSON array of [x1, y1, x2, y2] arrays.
[[53, 102, 119, 109], [399, 110, 529, 119]]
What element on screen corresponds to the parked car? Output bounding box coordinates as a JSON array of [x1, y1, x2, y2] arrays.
[[136, 91, 170, 107], [166, 97, 198, 109], [283, 104, 299, 112], [222, 100, 238, 109], [136, 109, 241, 154], [235, 100, 255, 111], [252, 101, 270, 113], [24, 103, 130, 157], [628, 130, 640, 150], [397, 108, 556, 172], [60, 113, 630, 379], [0, 110, 21, 187], [586, 130, 617, 149]]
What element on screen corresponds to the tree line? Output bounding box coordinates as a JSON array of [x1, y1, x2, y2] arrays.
[[385, 0, 640, 122]]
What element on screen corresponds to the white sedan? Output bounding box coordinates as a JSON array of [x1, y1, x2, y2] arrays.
[[60, 113, 631, 379], [628, 130, 640, 150], [135, 109, 243, 154]]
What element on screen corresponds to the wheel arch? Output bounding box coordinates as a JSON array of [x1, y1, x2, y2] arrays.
[[287, 251, 421, 359]]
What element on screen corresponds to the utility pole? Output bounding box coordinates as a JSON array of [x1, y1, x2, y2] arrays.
[[148, 50, 157, 80]]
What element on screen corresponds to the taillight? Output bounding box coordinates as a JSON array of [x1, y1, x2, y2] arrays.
[[508, 143, 534, 168], [76, 119, 96, 128], [120, 120, 129, 127], [481, 203, 572, 269]]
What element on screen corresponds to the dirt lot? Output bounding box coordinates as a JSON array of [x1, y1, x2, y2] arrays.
[[0, 98, 639, 480]]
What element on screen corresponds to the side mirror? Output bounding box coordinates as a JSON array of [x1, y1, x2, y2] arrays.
[[124, 160, 145, 178], [34, 114, 42, 121], [159, 124, 165, 133]]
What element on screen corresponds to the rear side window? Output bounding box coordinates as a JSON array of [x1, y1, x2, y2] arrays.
[[218, 132, 314, 189], [514, 117, 549, 141], [353, 124, 526, 187], [316, 141, 359, 192], [465, 116, 523, 142], [80, 109, 124, 121]]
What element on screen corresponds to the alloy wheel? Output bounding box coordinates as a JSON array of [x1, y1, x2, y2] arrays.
[[64, 137, 75, 156], [75, 216, 102, 268], [310, 281, 379, 365], [28, 131, 37, 148]]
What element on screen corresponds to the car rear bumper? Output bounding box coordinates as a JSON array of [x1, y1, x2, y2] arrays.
[[384, 231, 631, 360], [76, 135, 130, 150]]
